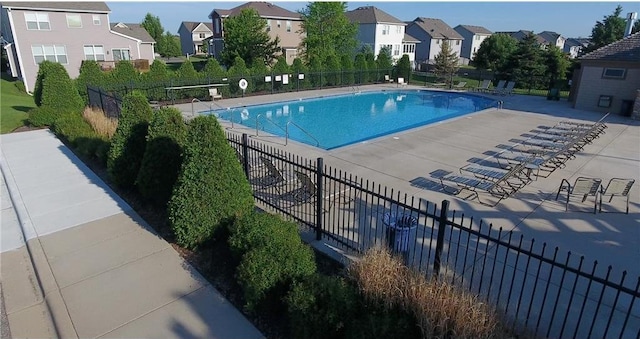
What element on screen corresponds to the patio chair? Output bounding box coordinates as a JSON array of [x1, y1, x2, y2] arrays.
[[257, 156, 295, 194], [293, 170, 357, 212], [555, 177, 602, 213], [209, 88, 222, 100], [460, 162, 531, 189], [599, 178, 635, 214], [398, 77, 408, 87], [499, 81, 516, 95], [475, 79, 491, 92], [490, 80, 506, 95], [452, 81, 467, 90]]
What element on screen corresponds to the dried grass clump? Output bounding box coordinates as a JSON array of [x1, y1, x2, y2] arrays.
[[349, 245, 513, 339], [82, 106, 118, 139]]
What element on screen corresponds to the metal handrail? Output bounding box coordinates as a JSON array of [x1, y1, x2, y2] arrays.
[[255, 114, 287, 141], [286, 121, 320, 147]]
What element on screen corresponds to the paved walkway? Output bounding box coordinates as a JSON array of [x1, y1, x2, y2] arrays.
[[1, 130, 263, 338]]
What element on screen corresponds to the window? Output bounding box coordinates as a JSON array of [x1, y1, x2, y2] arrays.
[[93, 15, 101, 25], [66, 14, 82, 28], [83, 45, 105, 61], [25, 12, 50, 30], [215, 19, 220, 34], [112, 49, 131, 61], [403, 44, 415, 53], [266, 19, 271, 32], [598, 95, 612, 108], [276, 20, 281, 28], [396, 26, 402, 34], [602, 68, 626, 79], [32, 45, 67, 64], [393, 44, 400, 56], [456, 40, 460, 45], [382, 25, 390, 35], [286, 20, 291, 32], [199, 33, 206, 39], [475, 35, 481, 40]]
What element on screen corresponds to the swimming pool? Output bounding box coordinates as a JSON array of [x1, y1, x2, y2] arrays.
[[206, 90, 497, 150]]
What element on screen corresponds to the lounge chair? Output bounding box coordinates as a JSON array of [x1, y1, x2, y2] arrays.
[[475, 79, 491, 92], [209, 88, 222, 100], [257, 156, 295, 194], [452, 81, 467, 90], [397, 77, 408, 87], [292, 170, 357, 212], [555, 177, 602, 213], [460, 162, 531, 189], [499, 81, 515, 95], [491, 80, 506, 95], [599, 178, 635, 214]]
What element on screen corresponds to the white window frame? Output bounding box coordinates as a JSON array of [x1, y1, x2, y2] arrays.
[[393, 44, 400, 56], [66, 14, 82, 28], [456, 40, 460, 45], [32, 44, 67, 64], [112, 48, 131, 61], [396, 26, 402, 34], [83, 45, 105, 61], [25, 12, 50, 30], [276, 20, 281, 28], [199, 33, 206, 39], [266, 19, 271, 32], [382, 25, 389, 35], [214, 19, 220, 34], [286, 20, 291, 32], [92, 15, 101, 25], [602, 68, 626, 79]]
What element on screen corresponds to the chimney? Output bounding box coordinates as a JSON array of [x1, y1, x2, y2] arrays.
[[625, 12, 637, 38]]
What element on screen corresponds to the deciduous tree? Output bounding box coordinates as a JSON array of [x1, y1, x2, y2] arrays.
[[473, 33, 517, 73], [300, 2, 357, 63], [221, 8, 280, 68]]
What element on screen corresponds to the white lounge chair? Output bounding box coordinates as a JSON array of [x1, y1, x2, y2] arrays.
[[599, 178, 635, 214], [555, 177, 602, 213], [209, 88, 222, 100]]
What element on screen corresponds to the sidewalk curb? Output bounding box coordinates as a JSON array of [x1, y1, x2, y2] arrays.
[[0, 152, 76, 339]]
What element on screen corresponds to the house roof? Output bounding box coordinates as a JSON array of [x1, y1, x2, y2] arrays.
[[410, 17, 463, 40], [403, 33, 420, 43], [345, 6, 404, 25], [580, 32, 640, 62], [181, 21, 214, 32], [565, 38, 590, 47], [1, 2, 110, 13], [455, 24, 492, 35], [210, 2, 301, 20], [110, 23, 155, 43], [537, 31, 561, 44]]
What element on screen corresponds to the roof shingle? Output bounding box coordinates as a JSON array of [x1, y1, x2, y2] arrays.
[[345, 6, 404, 25], [580, 32, 640, 62], [410, 17, 463, 40], [455, 24, 492, 35], [111, 23, 155, 43], [212, 2, 300, 20]]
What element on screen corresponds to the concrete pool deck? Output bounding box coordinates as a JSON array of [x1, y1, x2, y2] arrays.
[[177, 83, 640, 280]]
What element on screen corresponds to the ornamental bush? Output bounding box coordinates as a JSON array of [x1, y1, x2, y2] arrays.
[[107, 91, 152, 189], [76, 60, 105, 105], [168, 115, 254, 249], [52, 110, 110, 165], [28, 106, 58, 127], [136, 107, 187, 207], [33, 60, 56, 107], [228, 211, 301, 258], [34, 61, 84, 114]]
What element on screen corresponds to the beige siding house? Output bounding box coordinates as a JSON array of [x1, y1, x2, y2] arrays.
[[1, 2, 155, 93], [208, 1, 304, 65], [572, 32, 640, 116], [178, 21, 213, 55], [406, 17, 463, 67]]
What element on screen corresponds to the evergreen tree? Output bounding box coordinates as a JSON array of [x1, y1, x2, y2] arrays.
[[324, 54, 341, 86], [354, 53, 367, 84], [201, 57, 227, 80], [543, 45, 570, 88], [506, 33, 545, 89], [584, 5, 627, 53], [272, 56, 292, 91], [76, 60, 105, 105], [340, 54, 355, 85], [432, 40, 459, 84], [291, 58, 309, 89], [227, 56, 252, 94], [365, 50, 377, 82], [309, 55, 324, 87], [376, 46, 393, 77], [395, 54, 412, 83]]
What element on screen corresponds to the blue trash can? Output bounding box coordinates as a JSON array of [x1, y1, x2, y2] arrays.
[[383, 212, 417, 253]]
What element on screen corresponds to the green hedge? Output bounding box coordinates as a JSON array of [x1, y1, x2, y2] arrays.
[[107, 91, 152, 189], [136, 107, 187, 206], [168, 115, 254, 249], [51, 111, 110, 165], [228, 211, 300, 257], [28, 106, 58, 127], [33, 60, 56, 107], [40, 62, 84, 114]]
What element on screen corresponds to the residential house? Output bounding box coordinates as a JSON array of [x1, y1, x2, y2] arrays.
[[1, 2, 155, 93], [537, 31, 566, 50], [208, 2, 304, 65], [178, 21, 213, 55], [344, 6, 419, 67], [406, 17, 463, 67], [571, 32, 640, 117], [453, 24, 492, 63], [564, 38, 590, 58]]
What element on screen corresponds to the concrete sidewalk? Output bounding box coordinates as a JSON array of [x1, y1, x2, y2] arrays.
[[1, 129, 263, 338]]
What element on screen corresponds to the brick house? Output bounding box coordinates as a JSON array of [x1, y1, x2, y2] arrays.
[[1, 2, 155, 93], [571, 32, 640, 116]]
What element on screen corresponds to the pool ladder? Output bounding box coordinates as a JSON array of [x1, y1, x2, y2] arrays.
[[255, 114, 320, 147]]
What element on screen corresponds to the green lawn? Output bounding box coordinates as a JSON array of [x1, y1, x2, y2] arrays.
[[1, 74, 34, 134]]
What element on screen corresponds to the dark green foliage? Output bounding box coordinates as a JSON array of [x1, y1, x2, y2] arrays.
[[176, 59, 198, 79], [201, 58, 226, 80], [136, 107, 187, 207], [309, 55, 324, 87], [376, 47, 393, 79], [344, 302, 421, 339], [176, 59, 203, 98], [159, 32, 182, 57], [33, 60, 56, 107], [141, 13, 164, 42], [52, 111, 110, 165], [228, 212, 301, 257], [395, 54, 412, 83], [584, 5, 627, 54], [473, 33, 518, 73], [324, 54, 341, 86], [28, 106, 58, 127], [507, 33, 546, 89], [286, 274, 359, 339], [300, 2, 357, 64], [107, 92, 152, 189], [271, 56, 292, 91], [340, 54, 354, 85], [144, 60, 170, 101], [39, 62, 84, 114], [543, 45, 570, 87], [250, 62, 269, 93], [227, 56, 252, 94], [432, 40, 458, 84], [365, 51, 377, 82], [221, 8, 281, 68], [354, 53, 367, 84], [291, 58, 309, 89], [168, 115, 254, 249], [76, 60, 105, 105], [108, 60, 140, 89]]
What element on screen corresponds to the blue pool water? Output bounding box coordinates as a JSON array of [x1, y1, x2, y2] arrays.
[[206, 90, 496, 150]]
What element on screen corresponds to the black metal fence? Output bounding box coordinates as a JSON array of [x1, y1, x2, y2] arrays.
[[87, 85, 122, 118], [227, 132, 639, 339]]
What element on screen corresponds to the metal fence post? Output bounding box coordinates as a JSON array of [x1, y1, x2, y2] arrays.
[[433, 199, 450, 277], [97, 87, 104, 112], [241, 134, 250, 179], [315, 157, 324, 241]]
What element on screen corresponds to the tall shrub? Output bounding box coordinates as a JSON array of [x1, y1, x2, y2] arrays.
[[365, 50, 377, 82], [108, 60, 139, 91], [271, 56, 292, 92], [33, 60, 56, 107], [291, 58, 309, 89], [37, 62, 84, 114], [354, 53, 367, 84], [107, 91, 152, 189], [309, 55, 324, 88], [76, 60, 105, 105], [145, 60, 170, 101], [136, 107, 187, 207], [341, 54, 355, 85], [324, 54, 341, 86], [168, 115, 254, 249], [227, 56, 252, 95]]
